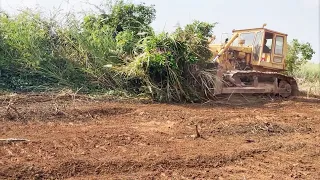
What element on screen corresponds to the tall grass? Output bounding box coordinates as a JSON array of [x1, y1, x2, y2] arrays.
[[0, 9, 122, 93], [295, 62, 320, 81], [295, 62, 320, 96]]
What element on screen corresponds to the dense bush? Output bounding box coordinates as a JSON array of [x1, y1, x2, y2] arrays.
[[122, 21, 218, 102], [0, 0, 219, 102]]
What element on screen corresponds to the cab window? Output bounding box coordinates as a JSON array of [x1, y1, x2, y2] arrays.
[[240, 32, 255, 46], [231, 32, 256, 46], [263, 32, 273, 53], [275, 36, 284, 55]]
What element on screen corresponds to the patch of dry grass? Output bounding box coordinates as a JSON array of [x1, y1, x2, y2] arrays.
[[295, 63, 320, 97], [297, 79, 320, 97]]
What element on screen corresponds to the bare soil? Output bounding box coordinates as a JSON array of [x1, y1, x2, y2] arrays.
[[1, 93, 320, 179]]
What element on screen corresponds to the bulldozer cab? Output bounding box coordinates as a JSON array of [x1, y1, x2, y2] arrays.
[[232, 27, 288, 71]]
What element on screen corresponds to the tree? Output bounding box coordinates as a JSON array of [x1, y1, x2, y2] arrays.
[[83, 1, 156, 35], [83, 1, 156, 55], [173, 21, 217, 62], [286, 39, 315, 74]]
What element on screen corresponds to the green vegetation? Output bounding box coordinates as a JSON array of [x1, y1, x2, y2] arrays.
[[0, 1, 218, 102], [0, 10, 121, 92], [285, 39, 318, 96], [286, 39, 315, 75], [295, 62, 320, 96], [295, 63, 320, 81], [0, 0, 318, 100]]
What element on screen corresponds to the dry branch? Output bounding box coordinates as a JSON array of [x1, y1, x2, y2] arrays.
[[0, 138, 30, 143], [195, 124, 201, 138]]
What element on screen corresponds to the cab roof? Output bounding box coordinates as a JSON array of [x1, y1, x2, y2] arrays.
[[232, 28, 288, 36]]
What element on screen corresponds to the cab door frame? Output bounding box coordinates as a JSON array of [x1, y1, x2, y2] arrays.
[[271, 32, 286, 64]]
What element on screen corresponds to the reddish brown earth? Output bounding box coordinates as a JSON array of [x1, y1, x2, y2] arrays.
[[0, 94, 320, 179]]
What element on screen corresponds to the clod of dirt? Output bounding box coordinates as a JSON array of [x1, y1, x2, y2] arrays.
[[246, 139, 255, 143]]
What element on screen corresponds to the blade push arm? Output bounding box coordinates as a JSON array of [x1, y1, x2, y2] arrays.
[[212, 33, 239, 62]]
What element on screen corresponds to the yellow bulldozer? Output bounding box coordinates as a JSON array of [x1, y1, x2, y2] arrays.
[[209, 24, 298, 98]]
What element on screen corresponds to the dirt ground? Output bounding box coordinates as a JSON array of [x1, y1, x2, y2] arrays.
[[0, 93, 320, 180]]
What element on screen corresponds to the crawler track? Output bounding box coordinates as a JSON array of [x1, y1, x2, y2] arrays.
[[223, 70, 299, 96]]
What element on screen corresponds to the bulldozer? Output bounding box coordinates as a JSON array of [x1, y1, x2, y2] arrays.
[[208, 24, 298, 98]]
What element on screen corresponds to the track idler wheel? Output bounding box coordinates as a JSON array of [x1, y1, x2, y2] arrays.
[[279, 80, 292, 98]]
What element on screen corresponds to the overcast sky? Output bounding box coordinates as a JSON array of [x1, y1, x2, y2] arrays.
[[1, 0, 319, 63]]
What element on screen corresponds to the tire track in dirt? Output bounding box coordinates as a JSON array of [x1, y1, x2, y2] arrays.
[[1, 143, 284, 179]]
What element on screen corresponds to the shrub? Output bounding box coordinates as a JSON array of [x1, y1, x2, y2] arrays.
[[122, 21, 218, 102]]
